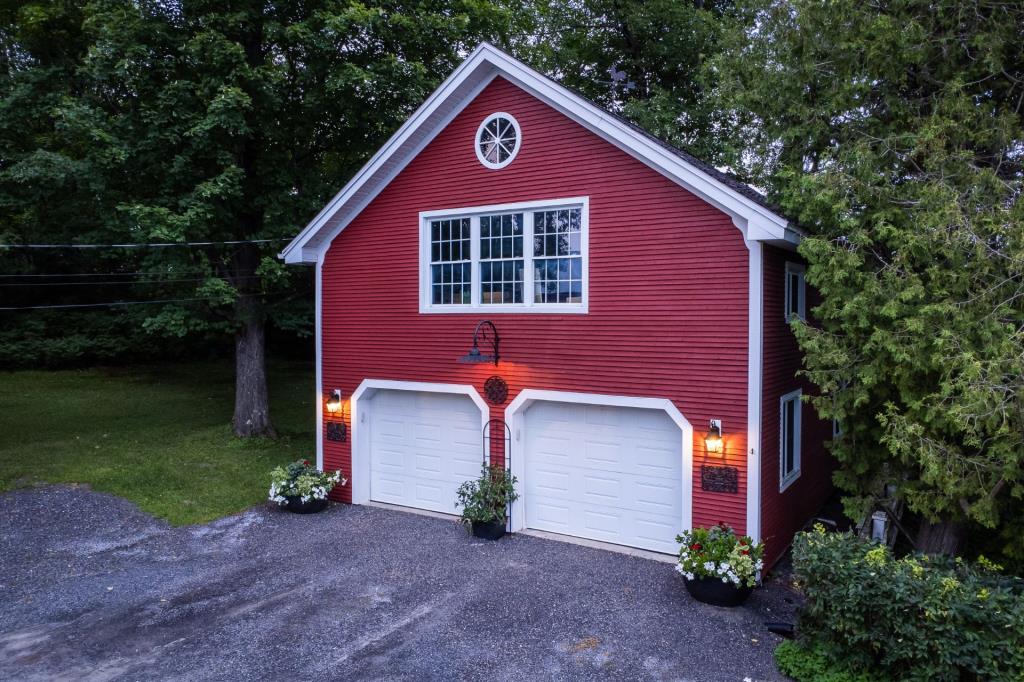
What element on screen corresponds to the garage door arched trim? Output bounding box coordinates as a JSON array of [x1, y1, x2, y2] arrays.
[[350, 379, 489, 506], [504, 389, 693, 542]]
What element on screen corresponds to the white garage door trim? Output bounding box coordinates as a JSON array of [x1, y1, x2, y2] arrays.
[[350, 379, 489, 506], [505, 389, 693, 546]]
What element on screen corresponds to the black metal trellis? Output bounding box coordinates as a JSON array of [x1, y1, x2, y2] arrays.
[[482, 418, 511, 468], [482, 418, 513, 526]]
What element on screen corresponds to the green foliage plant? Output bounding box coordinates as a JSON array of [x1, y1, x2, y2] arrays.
[[786, 525, 1024, 681], [712, 0, 1024, 561], [268, 459, 344, 506], [454, 463, 518, 525], [675, 523, 764, 588]]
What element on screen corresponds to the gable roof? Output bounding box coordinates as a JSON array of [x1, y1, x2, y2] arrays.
[[281, 43, 797, 264]]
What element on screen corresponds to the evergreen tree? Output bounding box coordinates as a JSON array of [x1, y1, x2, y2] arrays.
[[714, 0, 1024, 559]]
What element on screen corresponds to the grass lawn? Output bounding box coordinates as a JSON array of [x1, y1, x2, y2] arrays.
[[0, 360, 315, 525]]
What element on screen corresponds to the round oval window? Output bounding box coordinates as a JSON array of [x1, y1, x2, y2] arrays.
[[475, 113, 520, 169]]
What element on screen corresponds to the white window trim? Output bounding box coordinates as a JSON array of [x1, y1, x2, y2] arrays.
[[475, 112, 521, 169], [784, 262, 806, 321], [779, 388, 802, 492], [419, 196, 589, 314]]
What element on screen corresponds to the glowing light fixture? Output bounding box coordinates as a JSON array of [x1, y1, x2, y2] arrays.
[[704, 419, 724, 455], [325, 389, 342, 415]]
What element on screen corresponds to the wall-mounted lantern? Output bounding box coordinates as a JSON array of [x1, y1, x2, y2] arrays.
[[458, 320, 500, 366], [704, 419, 723, 455], [325, 389, 346, 442]]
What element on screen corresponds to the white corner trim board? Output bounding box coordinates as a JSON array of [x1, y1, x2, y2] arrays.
[[745, 240, 763, 543], [504, 389, 694, 539], [348, 380, 489, 505], [280, 42, 791, 264], [315, 251, 324, 472]]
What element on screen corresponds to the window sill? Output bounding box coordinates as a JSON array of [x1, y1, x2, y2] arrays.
[[779, 471, 801, 493], [421, 303, 588, 314]]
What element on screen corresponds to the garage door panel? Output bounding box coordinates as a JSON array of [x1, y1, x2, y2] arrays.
[[582, 508, 622, 535], [531, 467, 571, 494], [582, 474, 621, 502], [584, 404, 622, 427], [583, 440, 621, 465], [412, 423, 442, 444], [524, 400, 683, 553], [413, 452, 443, 475], [368, 390, 483, 515]]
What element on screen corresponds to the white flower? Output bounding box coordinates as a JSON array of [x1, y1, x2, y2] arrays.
[[703, 561, 716, 572]]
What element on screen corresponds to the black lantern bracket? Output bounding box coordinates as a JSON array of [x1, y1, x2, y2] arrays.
[[458, 320, 500, 366]]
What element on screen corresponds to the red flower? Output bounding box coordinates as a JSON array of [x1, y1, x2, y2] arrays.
[[691, 543, 702, 551], [741, 549, 750, 555], [302, 459, 310, 466]]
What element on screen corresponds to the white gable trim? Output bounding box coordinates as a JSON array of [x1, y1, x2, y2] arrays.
[[281, 43, 789, 264]]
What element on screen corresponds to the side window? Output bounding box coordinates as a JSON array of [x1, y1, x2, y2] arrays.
[[779, 389, 802, 491], [785, 262, 806, 321]]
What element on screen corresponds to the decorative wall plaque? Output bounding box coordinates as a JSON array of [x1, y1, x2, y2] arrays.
[[483, 375, 508, 405], [326, 422, 347, 442], [701, 465, 739, 493]]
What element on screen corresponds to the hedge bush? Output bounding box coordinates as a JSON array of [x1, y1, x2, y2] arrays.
[[774, 640, 883, 682], [786, 526, 1024, 682]]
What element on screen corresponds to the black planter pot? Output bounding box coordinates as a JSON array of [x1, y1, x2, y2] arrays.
[[284, 496, 329, 514], [683, 576, 753, 607], [470, 519, 506, 540]]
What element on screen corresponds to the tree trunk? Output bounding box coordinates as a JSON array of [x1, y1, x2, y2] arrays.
[[231, 242, 275, 439], [915, 518, 966, 556]]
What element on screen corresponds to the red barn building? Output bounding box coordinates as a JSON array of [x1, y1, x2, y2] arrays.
[[281, 44, 832, 567]]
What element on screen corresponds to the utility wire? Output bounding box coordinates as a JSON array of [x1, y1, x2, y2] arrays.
[[0, 270, 225, 278], [0, 275, 263, 287], [0, 297, 229, 311], [0, 238, 289, 249]]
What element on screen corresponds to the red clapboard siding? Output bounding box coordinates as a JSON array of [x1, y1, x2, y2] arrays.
[[759, 245, 835, 566], [321, 76, 751, 534]]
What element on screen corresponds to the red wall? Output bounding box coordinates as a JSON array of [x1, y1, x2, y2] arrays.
[[759, 245, 834, 566], [321, 76, 752, 533]]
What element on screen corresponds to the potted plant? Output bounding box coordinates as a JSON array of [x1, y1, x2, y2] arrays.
[[268, 459, 346, 514], [455, 463, 519, 540], [675, 523, 764, 607]]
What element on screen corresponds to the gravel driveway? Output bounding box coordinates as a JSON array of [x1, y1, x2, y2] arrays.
[[0, 486, 798, 681]]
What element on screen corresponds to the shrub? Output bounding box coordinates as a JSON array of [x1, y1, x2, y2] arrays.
[[787, 526, 1024, 681], [675, 523, 764, 587], [774, 640, 884, 682], [455, 464, 518, 525], [268, 459, 345, 506]]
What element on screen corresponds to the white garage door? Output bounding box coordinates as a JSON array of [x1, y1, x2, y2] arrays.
[[524, 401, 683, 554], [368, 390, 482, 515]]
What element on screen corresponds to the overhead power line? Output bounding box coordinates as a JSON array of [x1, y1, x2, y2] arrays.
[[0, 275, 262, 287], [0, 297, 229, 311], [0, 270, 222, 278], [0, 238, 289, 249]]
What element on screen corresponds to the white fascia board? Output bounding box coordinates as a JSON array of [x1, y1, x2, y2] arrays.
[[280, 43, 498, 264], [483, 49, 788, 240], [281, 42, 790, 264]]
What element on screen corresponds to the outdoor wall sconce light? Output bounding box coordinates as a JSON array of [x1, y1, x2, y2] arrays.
[[704, 419, 724, 455], [325, 389, 346, 442], [325, 389, 342, 415], [458, 320, 500, 366]]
